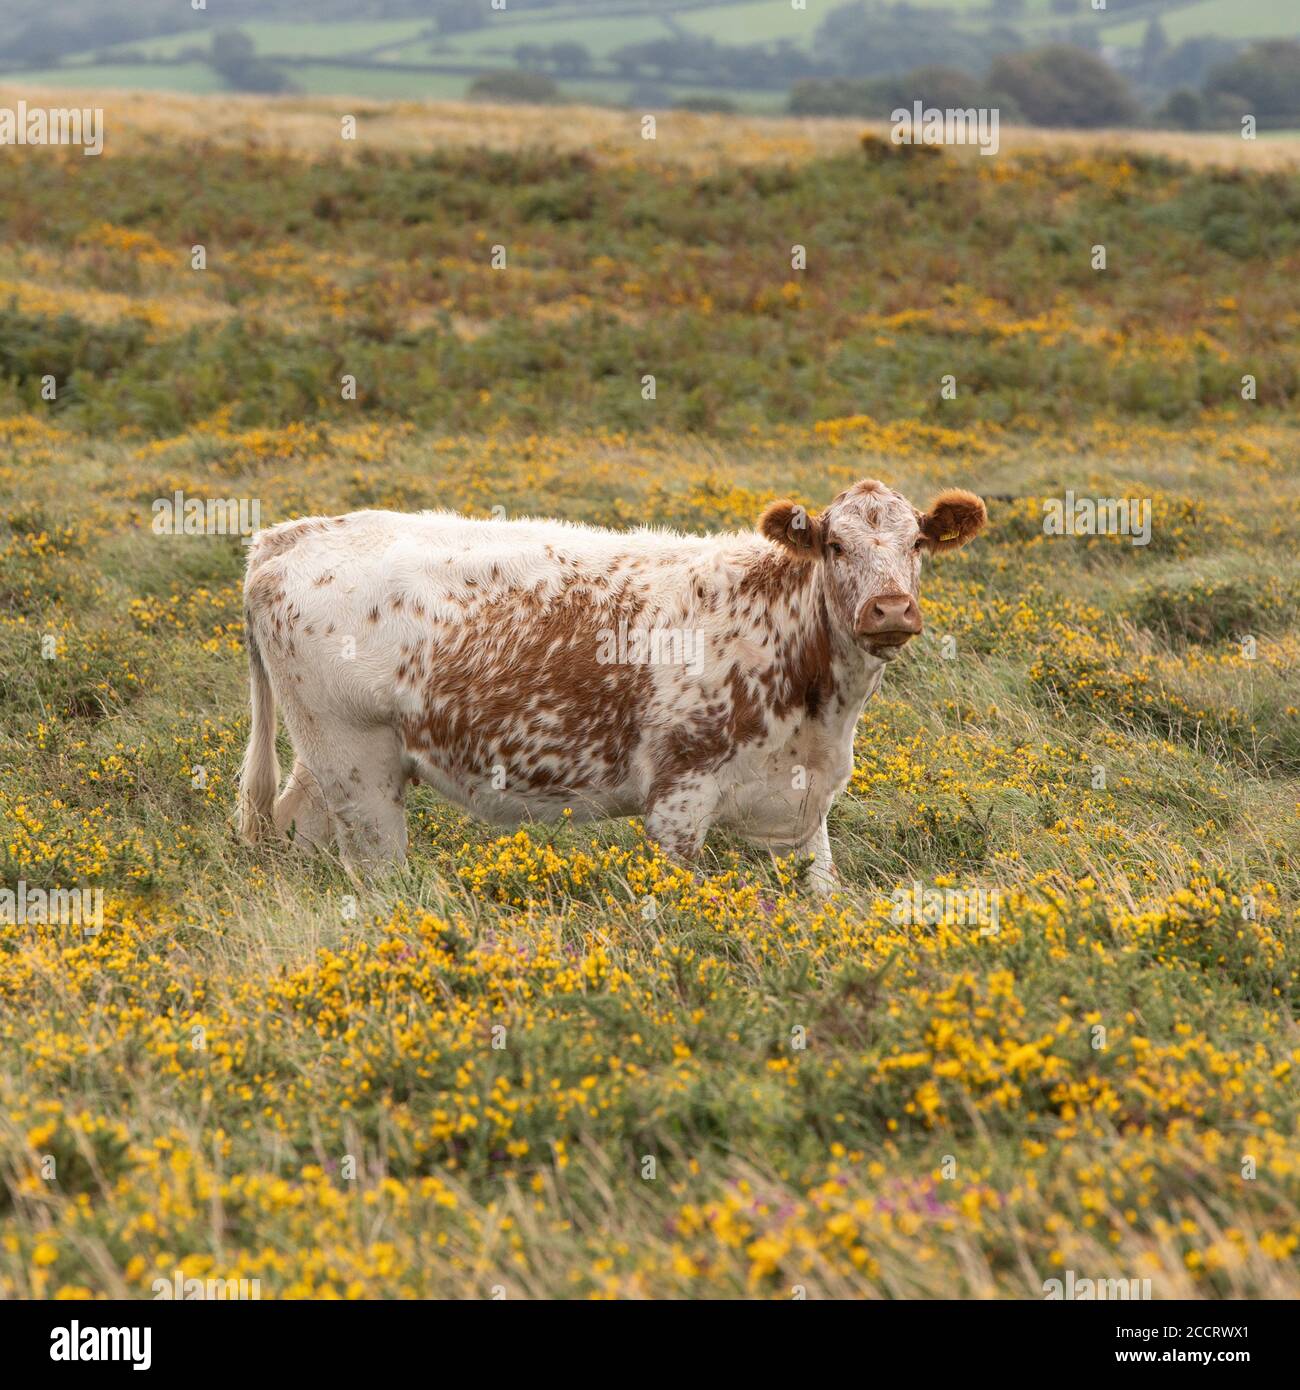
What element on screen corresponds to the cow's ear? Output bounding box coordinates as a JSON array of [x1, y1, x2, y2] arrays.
[[759, 499, 823, 557], [918, 489, 987, 553]]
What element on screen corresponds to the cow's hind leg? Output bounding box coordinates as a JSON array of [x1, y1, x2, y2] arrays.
[[273, 759, 333, 853], [294, 723, 409, 876]]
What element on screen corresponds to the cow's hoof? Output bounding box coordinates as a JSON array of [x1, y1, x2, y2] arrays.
[[807, 869, 841, 899]]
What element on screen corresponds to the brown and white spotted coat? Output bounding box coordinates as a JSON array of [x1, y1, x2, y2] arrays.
[[237, 480, 986, 892]]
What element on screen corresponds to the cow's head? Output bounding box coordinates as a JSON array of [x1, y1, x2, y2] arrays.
[[759, 480, 986, 661]]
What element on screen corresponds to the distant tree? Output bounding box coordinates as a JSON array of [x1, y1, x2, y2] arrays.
[[609, 43, 641, 79], [788, 78, 874, 117], [813, 1, 1022, 80], [211, 30, 255, 70], [514, 43, 544, 69], [675, 94, 738, 113], [468, 70, 560, 105], [549, 42, 591, 75], [1159, 89, 1203, 130], [1139, 19, 1168, 78], [798, 63, 1021, 123], [1154, 37, 1239, 90], [988, 44, 1140, 126], [1202, 87, 1255, 128], [1204, 40, 1300, 125], [611, 37, 720, 82], [1055, 22, 1101, 55], [883, 64, 993, 112], [0, 5, 153, 64], [208, 29, 295, 94]]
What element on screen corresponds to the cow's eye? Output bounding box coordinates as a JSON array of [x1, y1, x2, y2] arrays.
[[827, 541, 844, 557]]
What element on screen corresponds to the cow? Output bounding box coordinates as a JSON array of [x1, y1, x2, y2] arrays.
[[237, 480, 986, 893]]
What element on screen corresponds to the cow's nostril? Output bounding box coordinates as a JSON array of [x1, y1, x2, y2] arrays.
[[857, 592, 922, 638]]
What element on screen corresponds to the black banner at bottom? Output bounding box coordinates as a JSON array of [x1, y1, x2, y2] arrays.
[[0, 1296, 1285, 1376]]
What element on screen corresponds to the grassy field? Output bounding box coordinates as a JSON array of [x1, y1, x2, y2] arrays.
[[68, 19, 433, 62], [1105, 0, 1300, 48], [0, 92, 1297, 1299], [14, 63, 227, 95]]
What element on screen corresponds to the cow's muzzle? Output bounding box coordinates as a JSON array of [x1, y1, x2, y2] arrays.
[[855, 592, 922, 656]]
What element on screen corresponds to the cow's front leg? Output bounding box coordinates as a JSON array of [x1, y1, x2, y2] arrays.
[[798, 816, 840, 897], [644, 776, 718, 865]]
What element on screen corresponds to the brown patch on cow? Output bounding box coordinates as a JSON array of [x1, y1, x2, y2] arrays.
[[771, 595, 835, 722], [644, 545, 836, 800], [648, 663, 768, 805], [734, 547, 836, 723], [244, 568, 285, 616], [401, 587, 652, 798], [738, 546, 813, 604], [726, 666, 767, 744]]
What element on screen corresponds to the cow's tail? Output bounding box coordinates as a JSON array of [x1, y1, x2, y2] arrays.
[[237, 620, 280, 843]]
